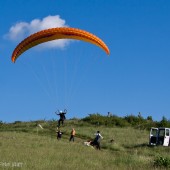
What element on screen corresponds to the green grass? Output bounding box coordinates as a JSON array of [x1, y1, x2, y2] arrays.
[[0, 120, 170, 170]]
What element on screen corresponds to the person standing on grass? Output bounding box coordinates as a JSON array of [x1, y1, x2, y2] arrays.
[[69, 128, 76, 142], [93, 131, 103, 150]]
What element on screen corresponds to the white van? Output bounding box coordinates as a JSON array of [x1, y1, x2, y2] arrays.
[[149, 127, 170, 146]]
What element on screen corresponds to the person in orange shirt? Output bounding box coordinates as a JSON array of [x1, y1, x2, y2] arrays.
[[69, 128, 76, 142]]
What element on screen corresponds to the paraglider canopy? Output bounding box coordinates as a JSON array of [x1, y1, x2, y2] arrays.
[[11, 27, 110, 63]]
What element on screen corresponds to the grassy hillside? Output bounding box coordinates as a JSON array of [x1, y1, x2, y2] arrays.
[[0, 119, 170, 170]]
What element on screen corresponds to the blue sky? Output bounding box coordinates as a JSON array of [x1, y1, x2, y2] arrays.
[[0, 0, 170, 122]]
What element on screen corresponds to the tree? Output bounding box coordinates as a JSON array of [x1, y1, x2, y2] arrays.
[[159, 116, 168, 127]]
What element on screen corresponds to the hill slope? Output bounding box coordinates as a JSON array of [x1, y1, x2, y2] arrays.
[[0, 119, 170, 169]]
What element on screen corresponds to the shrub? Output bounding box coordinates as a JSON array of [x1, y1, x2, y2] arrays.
[[82, 113, 130, 127], [157, 116, 170, 127], [13, 121, 22, 124], [0, 120, 4, 126], [124, 114, 144, 126], [153, 155, 170, 168]]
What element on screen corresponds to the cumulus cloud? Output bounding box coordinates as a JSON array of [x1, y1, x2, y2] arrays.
[[6, 15, 71, 49]]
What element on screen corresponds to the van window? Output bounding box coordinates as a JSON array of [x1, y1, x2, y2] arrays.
[[151, 129, 158, 136], [159, 129, 165, 137], [165, 129, 169, 136]]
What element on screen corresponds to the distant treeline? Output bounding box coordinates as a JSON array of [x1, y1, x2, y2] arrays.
[[0, 112, 170, 130], [82, 113, 170, 130]]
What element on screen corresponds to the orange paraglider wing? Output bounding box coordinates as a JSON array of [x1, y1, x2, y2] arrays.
[[11, 27, 110, 62]]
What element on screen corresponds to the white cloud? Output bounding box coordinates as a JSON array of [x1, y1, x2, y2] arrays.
[[6, 15, 70, 49], [7, 22, 29, 40]]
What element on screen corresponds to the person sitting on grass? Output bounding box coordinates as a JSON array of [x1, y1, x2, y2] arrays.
[[56, 127, 63, 140]]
